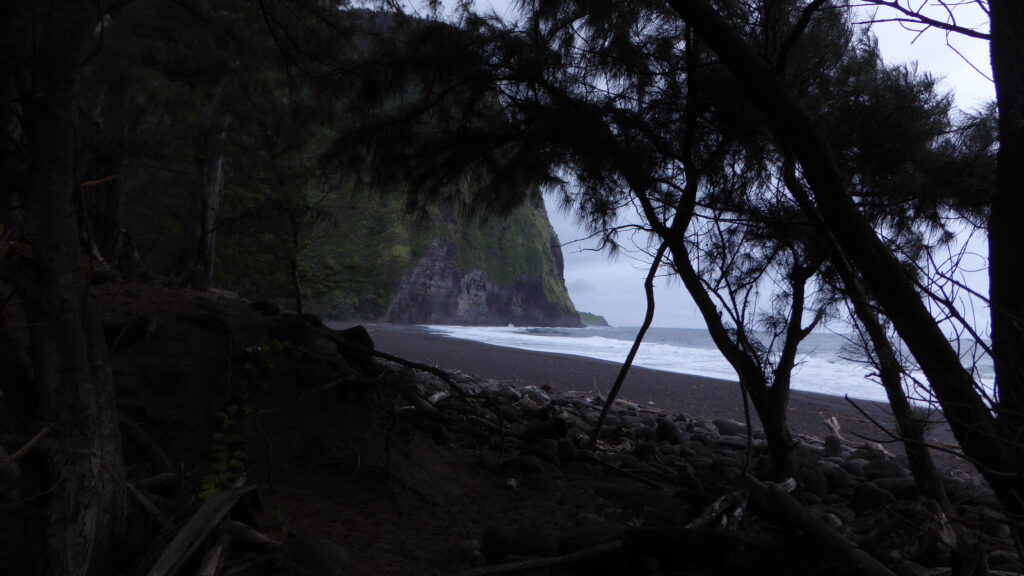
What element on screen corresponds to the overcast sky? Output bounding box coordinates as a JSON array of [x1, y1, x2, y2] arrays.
[[536, 4, 996, 328]]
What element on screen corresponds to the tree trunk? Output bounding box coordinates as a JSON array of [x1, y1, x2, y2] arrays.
[[1, 4, 128, 575], [842, 266, 950, 509], [287, 211, 304, 314], [987, 0, 1024, 488], [193, 149, 224, 290], [666, 0, 1023, 515]]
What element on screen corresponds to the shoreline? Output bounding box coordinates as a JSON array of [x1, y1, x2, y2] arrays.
[[344, 322, 968, 473]]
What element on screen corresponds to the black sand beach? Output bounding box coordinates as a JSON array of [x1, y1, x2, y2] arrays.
[[352, 323, 965, 471]]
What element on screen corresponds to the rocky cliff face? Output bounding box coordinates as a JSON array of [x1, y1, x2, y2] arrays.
[[386, 232, 583, 327]]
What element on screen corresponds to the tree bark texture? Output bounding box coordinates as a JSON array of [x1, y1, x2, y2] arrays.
[[1, 3, 128, 575], [987, 0, 1024, 489], [191, 131, 226, 291], [665, 0, 1022, 515]]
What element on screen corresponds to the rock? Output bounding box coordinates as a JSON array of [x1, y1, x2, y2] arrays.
[[863, 459, 910, 481], [823, 435, 843, 457], [104, 315, 154, 351], [496, 387, 522, 403], [501, 454, 546, 477], [522, 445, 560, 466], [874, 477, 919, 500], [522, 420, 567, 442], [895, 560, 930, 576], [521, 473, 554, 493], [576, 512, 604, 525], [712, 419, 748, 437], [658, 442, 681, 457], [987, 549, 1020, 571], [841, 458, 869, 478], [850, 447, 889, 461], [798, 465, 828, 497], [559, 524, 626, 553], [251, 298, 282, 315], [482, 527, 559, 563], [271, 317, 311, 344], [477, 451, 503, 474], [90, 268, 122, 285], [715, 435, 748, 450], [632, 441, 658, 460], [282, 534, 352, 576], [558, 439, 577, 462], [818, 463, 850, 494], [338, 325, 374, 363], [851, 482, 896, 513]]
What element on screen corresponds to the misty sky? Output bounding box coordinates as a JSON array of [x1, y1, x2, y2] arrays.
[[538, 6, 996, 328]]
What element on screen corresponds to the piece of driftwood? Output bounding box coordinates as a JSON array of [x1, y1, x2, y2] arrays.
[[196, 534, 231, 576], [686, 489, 749, 529], [146, 485, 254, 576], [120, 414, 177, 475], [128, 481, 173, 529], [824, 416, 849, 443], [0, 424, 52, 471], [393, 379, 444, 421], [135, 472, 179, 491], [743, 475, 897, 576], [218, 519, 283, 548], [452, 540, 624, 576]]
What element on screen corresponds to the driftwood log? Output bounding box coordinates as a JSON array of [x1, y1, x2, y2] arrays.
[[146, 485, 254, 576], [743, 475, 897, 576]]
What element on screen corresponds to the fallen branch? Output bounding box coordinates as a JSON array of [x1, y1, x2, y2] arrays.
[[128, 481, 173, 529], [823, 416, 850, 444], [588, 242, 667, 449], [146, 485, 254, 576], [119, 414, 177, 476], [219, 519, 283, 547], [196, 534, 231, 576], [580, 453, 667, 491], [743, 475, 897, 576], [451, 540, 624, 576], [0, 424, 52, 471], [686, 488, 748, 529], [135, 472, 179, 491]]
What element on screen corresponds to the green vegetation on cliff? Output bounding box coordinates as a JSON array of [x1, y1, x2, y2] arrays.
[[80, 2, 577, 323], [578, 312, 610, 327]]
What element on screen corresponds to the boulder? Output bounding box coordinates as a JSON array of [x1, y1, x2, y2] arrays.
[[851, 482, 896, 513], [482, 527, 559, 563], [281, 534, 352, 576], [863, 459, 910, 481]]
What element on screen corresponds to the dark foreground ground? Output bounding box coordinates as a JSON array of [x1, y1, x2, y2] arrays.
[[361, 323, 969, 475]]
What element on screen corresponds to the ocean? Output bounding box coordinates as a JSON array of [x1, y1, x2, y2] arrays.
[[423, 325, 995, 403]]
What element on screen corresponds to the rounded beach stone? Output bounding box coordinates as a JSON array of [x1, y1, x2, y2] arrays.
[[849, 447, 888, 461], [632, 440, 658, 459], [874, 477, 919, 500], [863, 459, 910, 480], [283, 534, 352, 576], [712, 418, 747, 437], [558, 438, 577, 462], [851, 482, 896, 513], [799, 465, 828, 497], [522, 473, 554, 493], [558, 524, 626, 553], [482, 527, 558, 563], [818, 463, 850, 493], [841, 458, 869, 478]]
